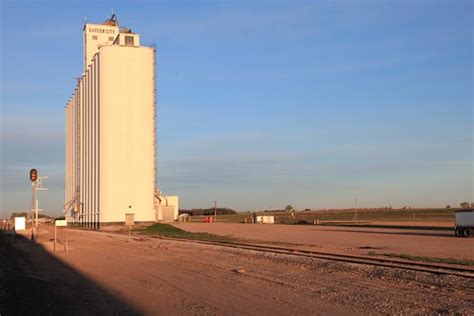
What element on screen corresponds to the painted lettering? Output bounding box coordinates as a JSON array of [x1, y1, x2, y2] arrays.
[[88, 27, 116, 34]]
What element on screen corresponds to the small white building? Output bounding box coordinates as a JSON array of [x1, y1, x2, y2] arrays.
[[178, 213, 190, 223], [155, 195, 179, 222], [256, 215, 275, 224]]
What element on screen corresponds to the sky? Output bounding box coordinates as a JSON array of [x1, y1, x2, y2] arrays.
[[0, 0, 472, 217]]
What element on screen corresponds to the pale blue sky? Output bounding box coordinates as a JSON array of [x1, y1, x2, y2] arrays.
[[1, 0, 472, 217]]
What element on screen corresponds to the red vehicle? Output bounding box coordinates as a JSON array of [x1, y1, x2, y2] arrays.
[[202, 216, 214, 223]]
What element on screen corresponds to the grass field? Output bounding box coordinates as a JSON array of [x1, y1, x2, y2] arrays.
[[186, 208, 455, 225], [137, 223, 234, 242]]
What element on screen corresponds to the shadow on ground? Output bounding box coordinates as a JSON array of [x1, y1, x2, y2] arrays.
[[0, 231, 142, 315]]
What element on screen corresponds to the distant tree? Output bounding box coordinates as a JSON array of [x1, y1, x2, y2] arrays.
[[179, 208, 236, 216], [285, 205, 294, 212], [460, 202, 470, 208], [10, 212, 28, 219], [446, 205, 451, 209], [304, 208, 311, 212]]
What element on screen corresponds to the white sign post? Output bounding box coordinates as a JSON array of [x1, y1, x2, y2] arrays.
[[54, 220, 68, 252], [55, 220, 67, 227], [14, 217, 26, 231]]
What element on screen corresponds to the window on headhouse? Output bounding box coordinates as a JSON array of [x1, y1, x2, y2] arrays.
[[125, 36, 134, 46], [92, 35, 98, 40], [108, 36, 114, 41]]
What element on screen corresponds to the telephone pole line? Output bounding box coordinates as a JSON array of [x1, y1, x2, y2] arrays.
[[214, 200, 217, 223]]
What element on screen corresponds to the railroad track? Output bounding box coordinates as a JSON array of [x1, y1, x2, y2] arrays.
[[157, 236, 474, 279], [53, 226, 474, 279]]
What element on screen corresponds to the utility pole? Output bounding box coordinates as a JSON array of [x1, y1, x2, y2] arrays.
[[354, 198, 358, 221], [29, 169, 48, 241], [31, 181, 37, 240], [29, 169, 38, 240], [34, 176, 48, 229], [214, 200, 217, 223]]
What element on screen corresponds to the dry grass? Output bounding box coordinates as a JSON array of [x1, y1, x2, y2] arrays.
[[136, 223, 235, 242]]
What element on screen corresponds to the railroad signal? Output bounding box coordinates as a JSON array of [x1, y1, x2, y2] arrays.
[[29, 169, 38, 182]]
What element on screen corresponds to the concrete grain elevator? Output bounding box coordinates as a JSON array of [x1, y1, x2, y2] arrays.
[[64, 15, 178, 227]]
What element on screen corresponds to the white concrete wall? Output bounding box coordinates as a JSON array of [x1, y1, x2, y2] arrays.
[[83, 23, 118, 70], [166, 196, 179, 220], [115, 32, 141, 47], [66, 23, 157, 225], [65, 83, 80, 221], [99, 45, 155, 222], [155, 195, 179, 222]]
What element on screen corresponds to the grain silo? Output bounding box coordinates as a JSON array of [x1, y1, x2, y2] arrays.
[[64, 15, 176, 227]]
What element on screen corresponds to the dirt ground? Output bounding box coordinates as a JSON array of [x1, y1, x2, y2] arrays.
[[366, 221, 453, 227], [0, 231, 139, 315], [175, 223, 474, 261], [1, 225, 473, 315]]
